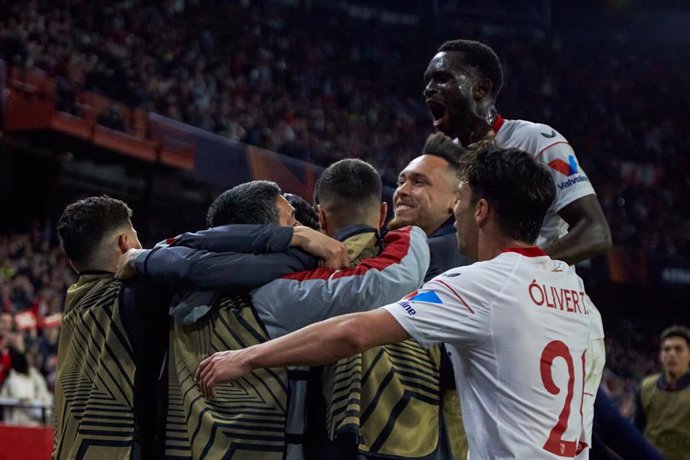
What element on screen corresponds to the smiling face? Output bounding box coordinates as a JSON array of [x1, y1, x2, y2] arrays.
[[660, 336, 690, 381], [423, 51, 480, 140], [390, 155, 458, 236]]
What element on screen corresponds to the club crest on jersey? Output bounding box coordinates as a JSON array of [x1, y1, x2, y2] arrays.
[[547, 155, 579, 177]]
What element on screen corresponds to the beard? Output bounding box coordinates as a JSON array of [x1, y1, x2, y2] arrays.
[[387, 215, 412, 231]]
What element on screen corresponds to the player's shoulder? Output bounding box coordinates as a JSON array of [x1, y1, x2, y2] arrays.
[[641, 373, 662, 391], [501, 118, 567, 141], [497, 118, 570, 154], [437, 254, 516, 285]]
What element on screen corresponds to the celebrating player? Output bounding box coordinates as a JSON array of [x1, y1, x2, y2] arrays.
[[423, 39, 611, 264]]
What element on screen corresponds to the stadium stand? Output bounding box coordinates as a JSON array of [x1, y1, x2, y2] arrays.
[[2, 0, 688, 258]]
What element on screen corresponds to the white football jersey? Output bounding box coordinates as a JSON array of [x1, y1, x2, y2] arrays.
[[383, 248, 600, 459], [493, 117, 596, 249]]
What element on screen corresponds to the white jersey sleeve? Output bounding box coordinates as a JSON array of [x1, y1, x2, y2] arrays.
[[382, 265, 493, 349], [253, 226, 429, 338], [537, 141, 596, 212]]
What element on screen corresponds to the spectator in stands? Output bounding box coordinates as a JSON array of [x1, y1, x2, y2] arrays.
[[37, 314, 61, 392], [0, 311, 14, 387], [0, 336, 51, 426], [636, 325, 690, 460]]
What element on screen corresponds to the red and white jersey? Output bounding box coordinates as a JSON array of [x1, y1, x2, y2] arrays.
[[383, 248, 600, 459], [493, 117, 596, 249]]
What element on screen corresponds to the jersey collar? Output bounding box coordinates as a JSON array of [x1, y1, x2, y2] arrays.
[[658, 371, 690, 392], [502, 246, 547, 257], [335, 224, 378, 242], [429, 216, 456, 239], [492, 114, 505, 134], [78, 269, 114, 276]]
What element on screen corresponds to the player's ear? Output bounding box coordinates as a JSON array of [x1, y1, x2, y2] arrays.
[[117, 233, 129, 254], [474, 78, 492, 100], [317, 205, 328, 234], [378, 202, 388, 230], [475, 198, 490, 226]]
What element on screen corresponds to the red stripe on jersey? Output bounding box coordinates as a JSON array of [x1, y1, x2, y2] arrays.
[[430, 279, 475, 314], [536, 141, 570, 160], [503, 247, 547, 257], [281, 226, 413, 281], [492, 114, 505, 133]]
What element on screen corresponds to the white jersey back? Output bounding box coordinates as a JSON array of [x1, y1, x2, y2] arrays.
[[494, 118, 595, 249], [384, 249, 597, 459]]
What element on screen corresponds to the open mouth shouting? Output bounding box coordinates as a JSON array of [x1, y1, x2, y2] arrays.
[[426, 99, 449, 131]]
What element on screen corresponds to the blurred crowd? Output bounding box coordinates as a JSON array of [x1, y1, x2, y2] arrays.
[[1, 1, 689, 257], [0, 227, 76, 425]]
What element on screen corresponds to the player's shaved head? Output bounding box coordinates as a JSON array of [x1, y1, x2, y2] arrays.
[[315, 159, 383, 233]]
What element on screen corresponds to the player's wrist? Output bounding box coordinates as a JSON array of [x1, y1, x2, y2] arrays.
[[242, 345, 263, 374], [290, 226, 311, 249]]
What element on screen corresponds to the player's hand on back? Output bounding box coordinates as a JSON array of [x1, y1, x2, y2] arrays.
[[196, 350, 252, 399], [115, 248, 146, 280], [291, 226, 349, 270]]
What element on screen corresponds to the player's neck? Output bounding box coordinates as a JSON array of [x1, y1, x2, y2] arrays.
[[456, 124, 491, 147], [478, 234, 532, 262]]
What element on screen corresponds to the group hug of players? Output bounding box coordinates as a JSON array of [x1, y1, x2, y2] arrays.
[[51, 40, 668, 460]]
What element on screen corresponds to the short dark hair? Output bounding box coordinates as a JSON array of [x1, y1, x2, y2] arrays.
[[315, 159, 381, 222], [207, 180, 282, 227], [438, 39, 503, 98], [58, 195, 133, 267], [422, 132, 464, 177], [459, 141, 555, 243], [661, 325, 690, 348], [284, 193, 319, 230]]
